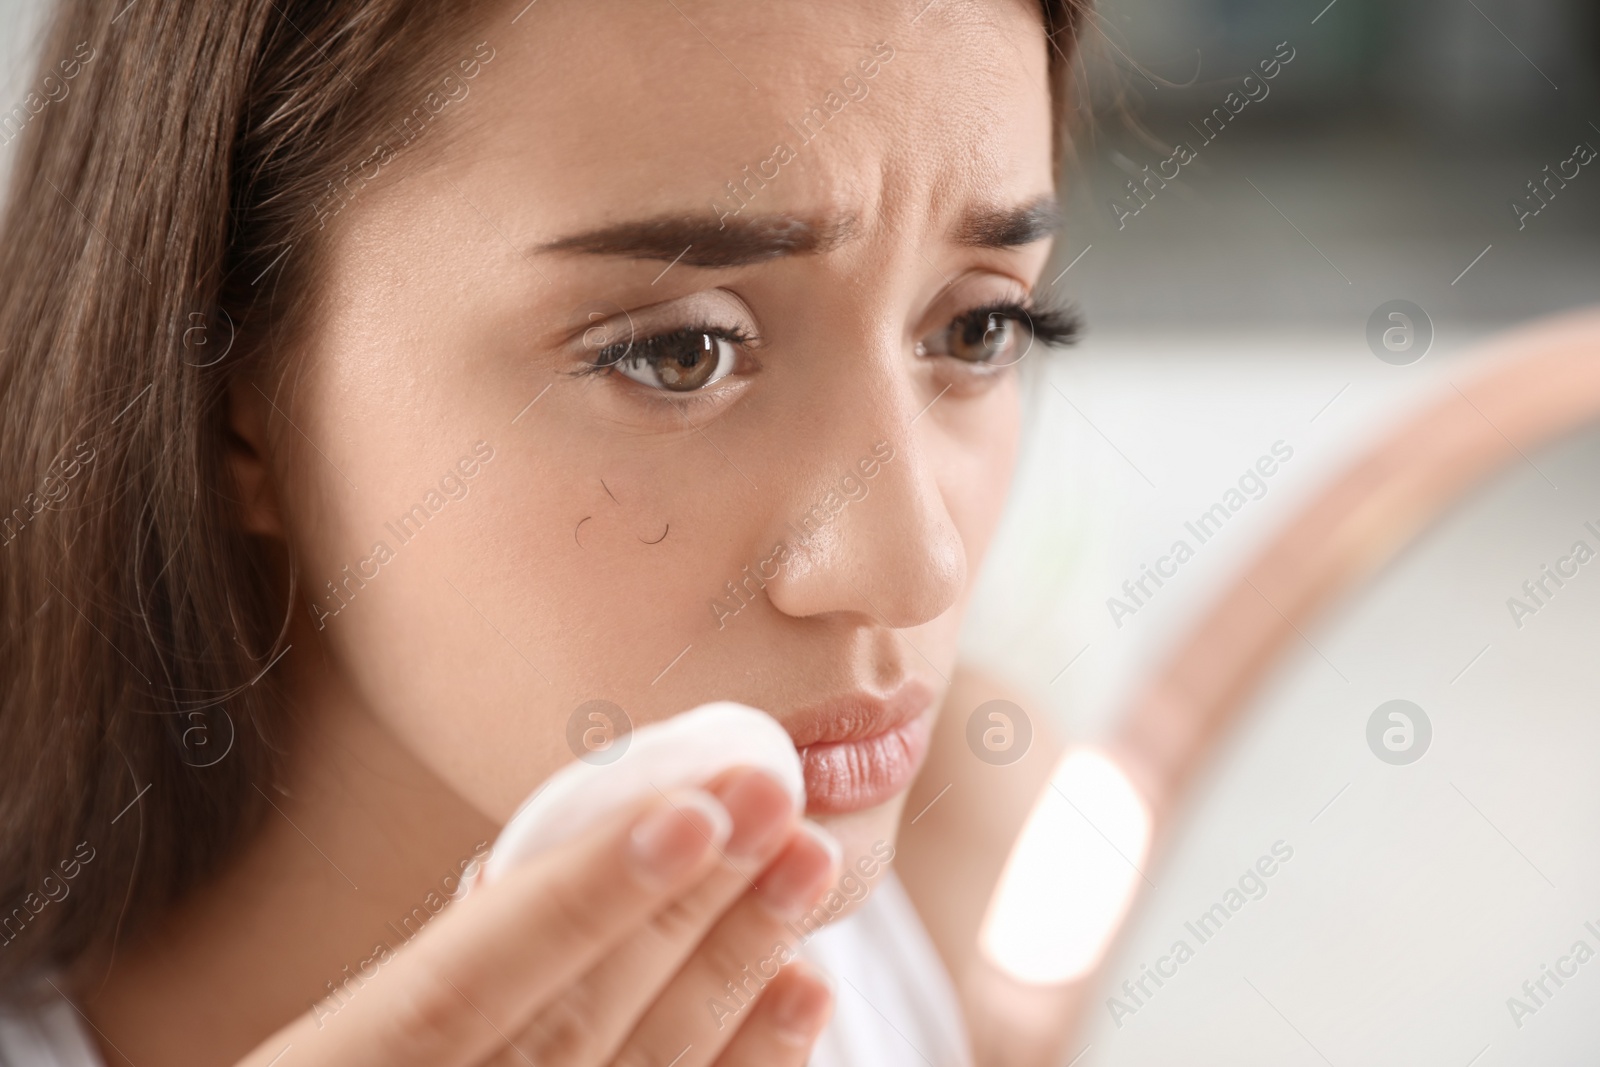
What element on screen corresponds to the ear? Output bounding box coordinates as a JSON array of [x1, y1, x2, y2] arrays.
[[225, 376, 286, 538]]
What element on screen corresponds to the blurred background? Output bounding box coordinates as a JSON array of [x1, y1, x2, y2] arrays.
[[954, 2, 1600, 1063], [962, 0, 1600, 742]]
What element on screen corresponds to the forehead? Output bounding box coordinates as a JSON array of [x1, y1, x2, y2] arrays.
[[450, 0, 1054, 241]]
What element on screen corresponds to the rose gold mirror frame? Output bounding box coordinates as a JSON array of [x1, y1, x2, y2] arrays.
[[1110, 307, 1600, 824], [1098, 307, 1600, 1044], [967, 308, 1600, 1064]]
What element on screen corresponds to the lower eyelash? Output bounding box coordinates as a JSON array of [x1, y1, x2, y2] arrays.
[[572, 324, 756, 379]]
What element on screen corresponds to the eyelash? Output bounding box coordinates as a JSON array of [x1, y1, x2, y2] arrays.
[[572, 323, 757, 379], [571, 297, 1082, 382], [948, 299, 1082, 352]]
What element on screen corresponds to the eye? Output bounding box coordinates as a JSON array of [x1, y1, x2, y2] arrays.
[[596, 326, 743, 393], [916, 301, 1080, 368], [918, 304, 1033, 367]]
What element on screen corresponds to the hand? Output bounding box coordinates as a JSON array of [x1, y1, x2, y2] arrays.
[[234, 768, 839, 1067]]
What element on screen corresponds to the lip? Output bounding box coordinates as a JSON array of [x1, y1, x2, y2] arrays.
[[786, 680, 938, 815]]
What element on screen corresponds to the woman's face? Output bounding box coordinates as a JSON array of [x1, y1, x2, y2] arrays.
[[249, 0, 1056, 867]]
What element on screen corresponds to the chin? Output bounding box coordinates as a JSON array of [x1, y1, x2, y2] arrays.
[[807, 790, 912, 923]]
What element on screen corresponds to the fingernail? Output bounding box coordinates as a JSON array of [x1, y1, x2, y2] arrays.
[[756, 821, 840, 921], [714, 768, 798, 864], [627, 790, 731, 888], [770, 964, 834, 1047]]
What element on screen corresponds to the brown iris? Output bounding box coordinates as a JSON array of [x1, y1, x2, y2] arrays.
[[654, 332, 721, 391], [951, 311, 1015, 363]]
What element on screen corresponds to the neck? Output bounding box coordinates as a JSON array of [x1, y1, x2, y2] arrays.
[[76, 641, 498, 1067]]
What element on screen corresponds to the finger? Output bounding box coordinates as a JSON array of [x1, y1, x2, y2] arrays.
[[235, 787, 731, 1067], [710, 962, 833, 1067], [611, 821, 840, 1067], [495, 767, 801, 1067]]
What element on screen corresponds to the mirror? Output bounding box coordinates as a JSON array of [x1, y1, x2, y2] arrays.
[[967, 310, 1600, 1063], [1084, 428, 1600, 1063], [1076, 310, 1600, 1063]]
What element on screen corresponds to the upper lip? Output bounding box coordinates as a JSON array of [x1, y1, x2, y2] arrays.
[[782, 679, 937, 749]]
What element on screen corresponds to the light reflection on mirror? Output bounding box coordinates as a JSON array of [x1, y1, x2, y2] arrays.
[[1077, 424, 1600, 1064], [980, 748, 1151, 985]]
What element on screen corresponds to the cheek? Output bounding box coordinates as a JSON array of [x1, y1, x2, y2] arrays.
[[941, 375, 1024, 577], [891, 375, 1021, 660], [265, 339, 564, 816], [279, 361, 764, 819]]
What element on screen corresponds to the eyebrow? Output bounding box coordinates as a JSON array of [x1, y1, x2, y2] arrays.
[[954, 195, 1063, 249], [534, 195, 1059, 268], [535, 214, 856, 268]]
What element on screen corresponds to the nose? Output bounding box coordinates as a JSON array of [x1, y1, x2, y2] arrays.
[[762, 364, 967, 630]]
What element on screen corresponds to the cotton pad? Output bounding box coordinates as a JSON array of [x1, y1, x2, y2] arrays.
[[481, 701, 805, 885]]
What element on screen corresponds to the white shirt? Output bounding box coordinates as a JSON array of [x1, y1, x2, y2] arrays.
[[802, 869, 975, 1067], [0, 998, 100, 1067], [0, 869, 971, 1067]]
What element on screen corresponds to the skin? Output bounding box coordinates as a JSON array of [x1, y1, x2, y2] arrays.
[[75, 0, 1073, 1063]]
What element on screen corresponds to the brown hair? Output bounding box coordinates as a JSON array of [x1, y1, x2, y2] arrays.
[[0, 0, 1089, 996]]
